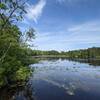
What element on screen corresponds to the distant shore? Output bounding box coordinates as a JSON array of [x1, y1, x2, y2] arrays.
[[32, 55, 68, 58], [32, 55, 100, 60]]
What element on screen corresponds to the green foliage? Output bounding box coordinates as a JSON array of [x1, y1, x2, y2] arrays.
[[31, 47, 100, 59], [15, 67, 32, 81], [0, 3, 7, 9], [65, 47, 100, 59], [0, 68, 5, 87], [0, 0, 35, 88]]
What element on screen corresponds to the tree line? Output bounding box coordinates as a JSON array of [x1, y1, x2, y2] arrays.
[[31, 47, 100, 59]]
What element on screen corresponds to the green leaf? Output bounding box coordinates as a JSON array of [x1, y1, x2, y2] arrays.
[[0, 3, 7, 9]]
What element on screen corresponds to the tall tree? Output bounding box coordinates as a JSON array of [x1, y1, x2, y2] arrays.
[[0, 0, 35, 87]]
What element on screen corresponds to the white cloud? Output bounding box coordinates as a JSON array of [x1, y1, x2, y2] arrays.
[[68, 21, 100, 32], [57, 0, 87, 5], [57, 0, 74, 3], [63, 20, 100, 44], [57, 0, 66, 3], [33, 20, 100, 50], [26, 0, 46, 23]]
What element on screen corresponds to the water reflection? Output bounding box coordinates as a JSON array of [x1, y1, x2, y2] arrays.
[[30, 58, 100, 100], [34, 57, 100, 66], [69, 59, 100, 66], [1, 58, 100, 100], [0, 84, 35, 100]]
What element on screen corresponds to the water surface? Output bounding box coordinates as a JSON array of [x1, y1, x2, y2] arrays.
[[29, 58, 100, 100], [1, 58, 100, 100]]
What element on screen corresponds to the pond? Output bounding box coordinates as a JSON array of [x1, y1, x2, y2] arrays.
[[0, 58, 100, 100]]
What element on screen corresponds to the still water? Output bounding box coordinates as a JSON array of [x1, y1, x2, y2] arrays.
[[0, 58, 100, 100]]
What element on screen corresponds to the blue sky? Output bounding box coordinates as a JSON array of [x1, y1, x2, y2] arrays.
[[19, 0, 100, 51]]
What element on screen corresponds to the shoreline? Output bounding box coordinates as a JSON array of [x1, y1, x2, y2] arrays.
[[32, 55, 100, 60]]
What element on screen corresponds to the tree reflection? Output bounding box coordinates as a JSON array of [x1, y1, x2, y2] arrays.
[[0, 83, 35, 100]]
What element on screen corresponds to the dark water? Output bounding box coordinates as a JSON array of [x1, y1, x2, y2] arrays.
[[1, 58, 100, 100]]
